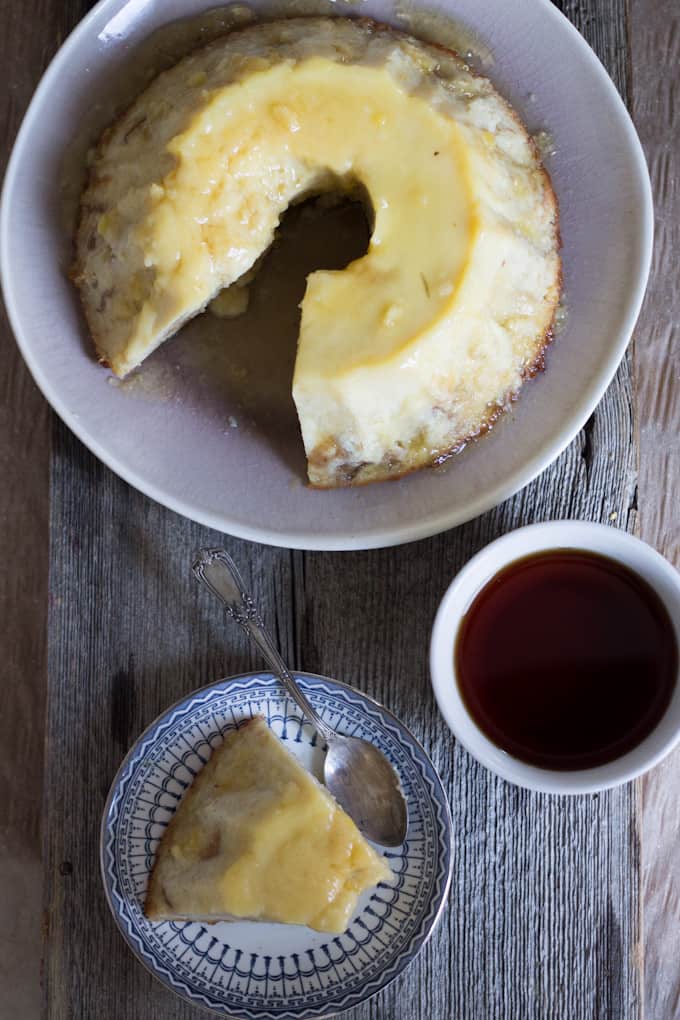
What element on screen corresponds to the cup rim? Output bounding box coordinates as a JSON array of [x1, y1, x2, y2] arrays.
[[429, 521, 680, 794]]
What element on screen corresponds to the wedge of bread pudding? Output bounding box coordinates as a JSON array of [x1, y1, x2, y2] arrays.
[[74, 16, 560, 486], [145, 717, 393, 933]]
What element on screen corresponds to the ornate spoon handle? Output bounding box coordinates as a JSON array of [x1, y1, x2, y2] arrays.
[[192, 549, 335, 743]]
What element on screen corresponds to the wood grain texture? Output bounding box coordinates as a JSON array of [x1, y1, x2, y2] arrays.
[[32, 0, 650, 1018], [0, 0, 56, 1014], [628, 2, 680, 1018], [0, 321, 50, 1020]]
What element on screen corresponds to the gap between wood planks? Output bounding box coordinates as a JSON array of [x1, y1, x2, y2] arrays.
[[629, 2, 680, 1018]]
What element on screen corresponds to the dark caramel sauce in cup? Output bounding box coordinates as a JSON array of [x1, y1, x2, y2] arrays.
[[455, 549, 678, 770]]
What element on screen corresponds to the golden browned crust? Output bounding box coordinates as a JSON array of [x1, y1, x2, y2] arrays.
[[307, 315, 561, 490]]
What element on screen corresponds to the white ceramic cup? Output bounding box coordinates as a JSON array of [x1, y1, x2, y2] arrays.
[[430, 521, 680, 794]]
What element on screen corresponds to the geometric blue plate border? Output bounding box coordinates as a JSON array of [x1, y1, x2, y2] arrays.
[[101, 672, 453, 1018]]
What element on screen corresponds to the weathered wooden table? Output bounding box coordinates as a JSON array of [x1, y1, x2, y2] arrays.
[[2, 1, 679, 1017]]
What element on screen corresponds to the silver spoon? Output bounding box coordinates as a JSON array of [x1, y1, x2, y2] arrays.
[[193, 548, 408, 847]]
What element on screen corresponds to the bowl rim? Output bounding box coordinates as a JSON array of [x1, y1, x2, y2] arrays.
[[429, 521, 680, 794], [0, 0, 654, 550]]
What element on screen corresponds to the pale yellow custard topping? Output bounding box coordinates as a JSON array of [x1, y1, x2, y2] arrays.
[[135, 58, 474, 378], [144, 717, 394, 933]]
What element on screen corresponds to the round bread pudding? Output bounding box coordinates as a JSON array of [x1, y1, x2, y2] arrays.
[[73, 16, 560, 487]]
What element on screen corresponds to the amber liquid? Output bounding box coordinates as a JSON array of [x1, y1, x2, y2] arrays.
[[455, 549, 678, 770]]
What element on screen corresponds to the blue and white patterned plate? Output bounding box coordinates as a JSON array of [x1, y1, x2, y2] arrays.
[[101, 672, 452, 1018]]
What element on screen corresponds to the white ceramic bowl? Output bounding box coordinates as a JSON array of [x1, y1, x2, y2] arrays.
[[430, 522, 680, 794], [0, 0, 653, 550]]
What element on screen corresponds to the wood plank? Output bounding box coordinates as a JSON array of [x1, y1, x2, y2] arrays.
[[0, 0, 57, 1013], [628, 2, 680, 1018], [0, 325, 50, 1020], [40, 0, 645, 1017]]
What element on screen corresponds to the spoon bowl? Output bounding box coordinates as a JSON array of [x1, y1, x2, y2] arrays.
[[325, 735, 408, 846]]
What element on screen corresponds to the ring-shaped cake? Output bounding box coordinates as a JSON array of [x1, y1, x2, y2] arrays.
[[74, 17, 561, 486]]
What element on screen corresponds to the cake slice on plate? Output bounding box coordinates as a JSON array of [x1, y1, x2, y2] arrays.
[[144, 716, 393, 933]]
